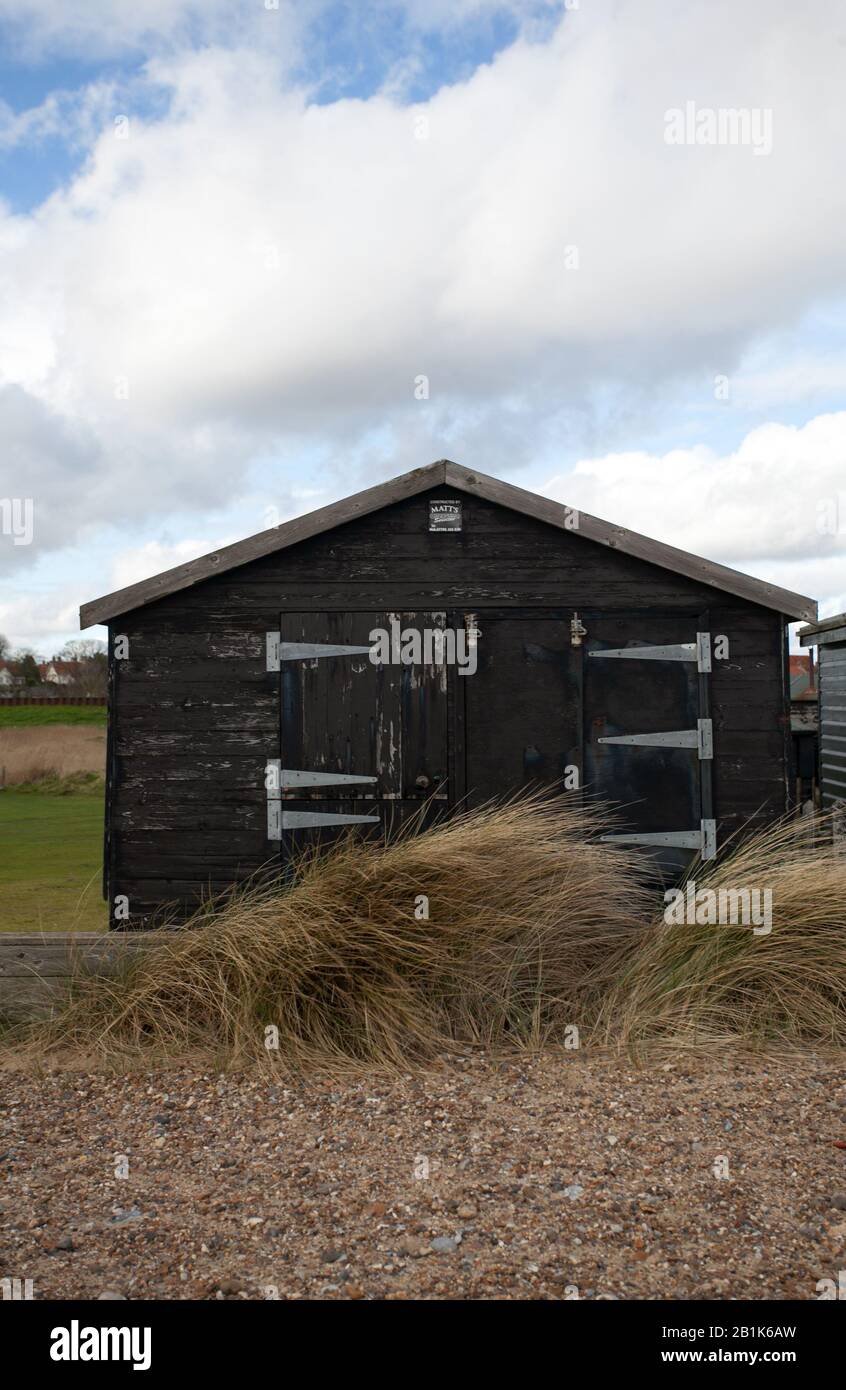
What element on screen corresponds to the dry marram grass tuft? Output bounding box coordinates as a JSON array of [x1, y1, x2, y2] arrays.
[[600, 815, 846, 1054], [5, 800, 846, 1068], [12, 795, 649, 1067]]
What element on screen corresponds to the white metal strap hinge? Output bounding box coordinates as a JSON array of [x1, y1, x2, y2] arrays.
[[281, 641, 373, 661], [268, 634, 375, 669], [598, 718, 712, 759], [588, 633, 712, 672], [266, 759, 380, 838], [281, 770, 377, 789], [266, 757, 281, 839], [267, 801, 282, 840], [601, 818, 717, 859], [281, 811, 381, 829]]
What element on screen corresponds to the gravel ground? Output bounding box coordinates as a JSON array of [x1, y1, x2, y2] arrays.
[[2, 1053, 845, 1301]]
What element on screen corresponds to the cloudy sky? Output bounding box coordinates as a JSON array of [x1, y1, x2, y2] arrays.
[[1, 0, 845, 654]]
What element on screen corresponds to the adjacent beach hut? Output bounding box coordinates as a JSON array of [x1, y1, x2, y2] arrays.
[[799, 612, 846, 814]]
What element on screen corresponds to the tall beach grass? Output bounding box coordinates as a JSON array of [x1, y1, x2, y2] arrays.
[[4, 798, 845, 1069]]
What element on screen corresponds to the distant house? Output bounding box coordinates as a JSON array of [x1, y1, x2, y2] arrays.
[[40, 660, 78, 686], [0, 660, 23, 688]]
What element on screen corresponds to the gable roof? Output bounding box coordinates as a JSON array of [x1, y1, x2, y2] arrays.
[[80, 459, 817, 627]]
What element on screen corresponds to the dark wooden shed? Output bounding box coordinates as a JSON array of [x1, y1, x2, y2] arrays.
[[799, 612, 846, 815], [81, 460, 817, 926]]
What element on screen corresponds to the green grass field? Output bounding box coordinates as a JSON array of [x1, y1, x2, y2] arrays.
[[0, 704, 106, 728], [0, 782, 107, 932]]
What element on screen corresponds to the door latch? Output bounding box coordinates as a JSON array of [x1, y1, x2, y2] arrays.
[[570, 613, 587, 647], [464, 613, 482, 649]]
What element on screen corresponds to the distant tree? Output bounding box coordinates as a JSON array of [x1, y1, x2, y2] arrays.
[[0, 633, 9, 659], [57, 638, 108, 697], [17, 653, 41, 687], [74, 653, 107, 697], [57, 639, 107, 662]]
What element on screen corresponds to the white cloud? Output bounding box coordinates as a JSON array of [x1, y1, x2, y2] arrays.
[[6, 2, 843, 411], [0, 589, 80, 654], [725, 355, 846, 412], [108, 537, 231, 592], [543, 410, 846, 605], [0, 535, 235, 651], [0, 0, 844, 610]]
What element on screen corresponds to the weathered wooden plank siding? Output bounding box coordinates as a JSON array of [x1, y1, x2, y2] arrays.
[[709, 606, 790, 834], [110, 617, 277, 922], [124, 497, 757, 612]]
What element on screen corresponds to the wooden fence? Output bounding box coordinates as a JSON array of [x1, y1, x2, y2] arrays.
[[0, 933, 154, 1021]]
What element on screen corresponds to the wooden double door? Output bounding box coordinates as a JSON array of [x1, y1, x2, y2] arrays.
[[271, 608, 714, 873]]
